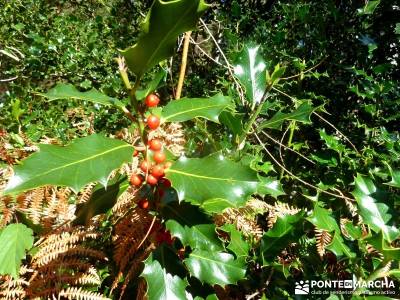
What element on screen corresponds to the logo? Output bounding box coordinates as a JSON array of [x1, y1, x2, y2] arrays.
[[295, 280, 310, 295]]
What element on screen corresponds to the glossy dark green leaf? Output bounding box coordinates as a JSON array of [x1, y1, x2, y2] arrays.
[[136, 69, 167, 100], [0, 224, 34, 278], [122, 0, 209, 78], [165, 153, 259, 211], [257, 176, 285, 198], [259, 102, 315, 130], [261, 213, 304, 262], [38, 83, 125, 109], [166, 220, 223, 251], [351, 174, 399, 242], [233, 45, 267, 103], [73, 177, 129, 225], [184, 249, 246, 286], [319, 128, 347, 155], [161, 200, 212, 226], [326, 231, 355, 258], [307, 205, 340, 232], [220, 224, 250, 258], [366, 231, 400, 260], [4, 134, 134, 195], [142, 259, 188, 300], [219, 111, 243, 135], [385, 165, 400, 188], [161, 94, 232, 123]]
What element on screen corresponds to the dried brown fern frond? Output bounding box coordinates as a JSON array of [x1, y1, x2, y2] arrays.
[[148, 122, 185, 156], [111, 208, 154, 297], [315, 229, 333, 258], [24, 227, 108, 299], [0, 265, 33, 300], [267, 202, 301, 229], [59, 287, 110, 300]]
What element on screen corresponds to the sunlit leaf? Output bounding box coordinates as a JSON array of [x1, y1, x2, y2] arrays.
[[4, 134, 134, 195], [0, 224, 34, 278], [161, 94, 232, 123], [233, 45, 266, 103], [122, 0, 209, 78]]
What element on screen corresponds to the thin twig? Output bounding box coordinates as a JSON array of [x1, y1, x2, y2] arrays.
[[254, 131, 355, 201], [176, 31, 192, 100], [313, 112, 359, 154], [280, 58, 326, 80], [199, 18, 245, 104], [0, 76, 18, 82], [190, 37, 231, 69], [136, 215, 157, 250]]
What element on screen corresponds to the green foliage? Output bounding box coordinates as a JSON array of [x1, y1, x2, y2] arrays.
[[165, 153, 259, 211], [122, 0, 209, 78], [161, 94, 232, 123], [4, 134, 134, 194], [0, 224, 33, 278]]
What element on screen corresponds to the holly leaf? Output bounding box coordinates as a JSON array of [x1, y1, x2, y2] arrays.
[[319, 128, 347, 156], [220, 224, 250, 258], [184, 249, 246, 286], [0, 224, 34, 278], [233, 45, 267, 103], [38, 83, 125, 109], [142, 259, 188, 300], [136, 69, 167, 100], [351, 174, 399, 242], [261, 213, 304, 262], [121, 0, 209, 78], [4, 134, 134, 195], [385, 165, 400, 188], [326, 231, 355, 258], [165, 153, 259, 211], [73, 176, 129, 225], [366, 231, 400, 261], [257, 176, 285, 198], [161, 94, 232, 123], [259, 102, 315, 130], [166, 220, 223, 251], [307, 205, 340, 232]]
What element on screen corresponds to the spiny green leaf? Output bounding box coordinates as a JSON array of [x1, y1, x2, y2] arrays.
[[326, 231, 355, 258], [257, 176, 285, 198], [121, 0, 209, 78], [142, 259, 188, 300], [259, 102, 315, 130], [385, 164, 400, 188], [4, 134, 134, 195], [351, 174, 399, 242], [161, 94, 232, 123], [166, 220, 223, 251], [307, 205, 340, 232], [165, 153, 259, 211], [319, 128, 347, 155], [261, 213, 304, 262], [38, 83, 125, 109], [366, 231, 400, 261], [233, 45, 267, 103], [184, 249, 246, 286], [0, 224, 34, 278], [220, 224, 250, 258]]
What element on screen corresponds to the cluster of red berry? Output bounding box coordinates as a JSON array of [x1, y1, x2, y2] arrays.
[[129, 93, 172, 210]]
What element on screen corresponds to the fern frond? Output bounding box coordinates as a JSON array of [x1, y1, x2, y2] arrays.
[[59, 287, 111, 300], [315, 229, 332, 258]]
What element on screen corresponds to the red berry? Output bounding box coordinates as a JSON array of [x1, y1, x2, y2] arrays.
[[158, 178, 171, 188], [145, 93, 160, 107], [133, 149, 139, 157], [140, 160, 151, 172], [130, 174, 143, 187], [151, 165, 165, 178], [138, 199, 149, 209], [148, 139, 162, 151], [147, 174, 158, 185], [153, 151, 166, 163], [147, 115, 160, 130], [164, 161, 172, 169]]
